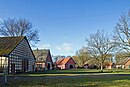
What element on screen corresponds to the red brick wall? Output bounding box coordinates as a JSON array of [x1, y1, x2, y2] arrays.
[[45, 53, 53, 67], [46, 53, 53, 63], [65, 58, 76, 69], [125, 60, 130, 69]]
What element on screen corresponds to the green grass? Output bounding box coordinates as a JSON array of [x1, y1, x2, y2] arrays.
[[1, 69, 130, 87], [4, 69, 113, 76], [10, 69, 130, 76], [1, 75, 130, 87]]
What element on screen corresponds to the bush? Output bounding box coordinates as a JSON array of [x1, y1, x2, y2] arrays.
[[16, 69, 23, 74], [0, 67, 3, 73]]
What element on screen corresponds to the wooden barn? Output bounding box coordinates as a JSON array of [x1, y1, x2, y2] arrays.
[[33, 49, 53, 71], [0, 36, 35, 74], [56, 57, 76, 69]]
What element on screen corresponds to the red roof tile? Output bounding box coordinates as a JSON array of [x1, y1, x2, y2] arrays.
[[124, 59, 130, 65], [56, 57, 76, 65]]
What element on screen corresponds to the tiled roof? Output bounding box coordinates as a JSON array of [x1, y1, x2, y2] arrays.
[[33, 49, 50, 62], [105, 62, 113, 66], [124, 58, 130, 65], [56, 57, 76, 65], [0, 36, 25, 56]]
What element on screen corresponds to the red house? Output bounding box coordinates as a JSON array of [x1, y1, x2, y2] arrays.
[[56, 57, 76, 69], [124, 59, 130, 69], [105, 62, 116, 69], [33, 49, 53, 71]]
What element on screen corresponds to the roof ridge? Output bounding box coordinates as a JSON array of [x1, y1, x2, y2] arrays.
[[124, 58, 130, 65], [0, 36, 25, 38]]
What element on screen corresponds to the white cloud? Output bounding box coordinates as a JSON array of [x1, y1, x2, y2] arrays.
[[32, 42, 74, 55], [38, 43, 51, 49], [0, 18, 3, 23], [63, 43, 73, 51], [55, 46, 62, 51], [55, 43, 73, 52]]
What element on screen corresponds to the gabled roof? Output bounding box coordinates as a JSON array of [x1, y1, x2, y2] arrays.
[[0, 36, 25, 56], [116, 58, 129, 65], [56, 57, 76, 65], [105, 62, 114, 66], [124, 59, 130, 65], [33, 49, 50, 62]]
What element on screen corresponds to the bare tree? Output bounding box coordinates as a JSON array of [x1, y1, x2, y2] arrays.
[[72, 56, 80, 67], [0, 18, 39, 46], [86, 30, 116, 72], [114, 10, 130, 52], [76, 47, 90, 67], [115, 52, 129, 66]]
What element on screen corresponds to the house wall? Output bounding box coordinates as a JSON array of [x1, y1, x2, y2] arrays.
[[125, 60, 130, 69], [57, 65, 65, 69], [116, 65, 124, 69], [35, 62, 45, 71], [0, 57, 8, 72], [106, 66, 112, 69], [56, 58, 76, 70], [45, 53, 53, 70], [65, 59, 76, 69], [8, 39, 35, 73]]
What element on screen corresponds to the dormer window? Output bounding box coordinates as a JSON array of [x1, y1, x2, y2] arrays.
[[38, 57, 42, 61]]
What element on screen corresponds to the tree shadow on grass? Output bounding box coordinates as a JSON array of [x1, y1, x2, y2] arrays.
[[1, 74, 130, 87], [25, 69, 114, 75]]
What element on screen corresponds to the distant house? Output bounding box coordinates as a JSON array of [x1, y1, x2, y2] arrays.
[[116, 63, 124, 69], [116, 60, 127, 69], [0, 36, 35, 74], [105, 62, 116, 69], [124, 59, 130, 69], [84, 64, 89, 69], [33, 49, 53, 71], [56, 57, 76, 69]]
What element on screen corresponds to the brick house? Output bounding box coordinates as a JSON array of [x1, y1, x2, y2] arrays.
[[124, 59, 130, 69], [33, 49, 53, 71], [105, 62, 116, 69], [56, 57, 76, 69], [0, 36, 35, 74]]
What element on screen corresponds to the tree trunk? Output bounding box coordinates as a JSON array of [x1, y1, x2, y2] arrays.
[[100, 62, 103, 72]]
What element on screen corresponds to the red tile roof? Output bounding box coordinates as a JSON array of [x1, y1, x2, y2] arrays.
[[124, 59, 130, 65], [56, 57, 76, 65], [105, 62, 113, 66]]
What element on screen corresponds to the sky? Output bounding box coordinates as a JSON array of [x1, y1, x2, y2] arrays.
[[0, 0, 130, 56]]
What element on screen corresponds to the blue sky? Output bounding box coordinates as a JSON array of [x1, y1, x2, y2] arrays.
[[0, 0, 130, 56]]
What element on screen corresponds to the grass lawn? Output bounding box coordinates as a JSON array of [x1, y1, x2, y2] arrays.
[[12, 69, 130, 76], [1, 69, 130, 87]]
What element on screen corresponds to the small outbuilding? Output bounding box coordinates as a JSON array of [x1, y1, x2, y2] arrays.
[[56, 57, 76, 69], [105, 62, 116, 69]]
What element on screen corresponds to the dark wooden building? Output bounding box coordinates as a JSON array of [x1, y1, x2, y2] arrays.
[[0, 36, 35, 74]]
